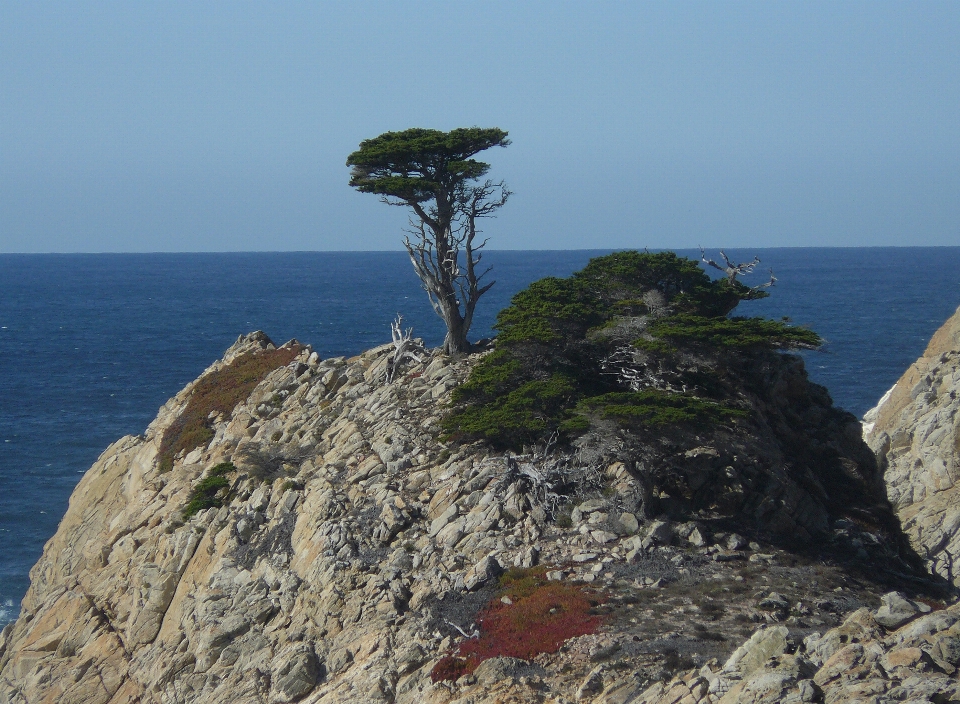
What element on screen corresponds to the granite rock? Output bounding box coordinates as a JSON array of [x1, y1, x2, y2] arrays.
[[865, 305, 960, 586]]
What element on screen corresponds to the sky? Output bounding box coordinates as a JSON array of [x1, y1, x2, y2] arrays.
[[0, 1, 958, 252]]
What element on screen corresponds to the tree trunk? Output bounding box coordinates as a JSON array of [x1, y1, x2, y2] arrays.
[[440, 299, 470, 355]]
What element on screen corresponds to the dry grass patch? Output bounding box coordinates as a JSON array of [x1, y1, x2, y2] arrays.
[[158, 345, 303, 472]]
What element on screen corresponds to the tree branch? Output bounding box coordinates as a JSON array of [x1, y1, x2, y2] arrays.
[[751, 268, 777, 291], [699, 246, 761, 283]]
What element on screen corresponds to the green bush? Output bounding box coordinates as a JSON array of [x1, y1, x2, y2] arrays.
[[446, 374, 581, 448], [183, 462, 236, 518], [444, 250, 818, 450], [494, 277, 605, 344], [233, 441, 308, 482]]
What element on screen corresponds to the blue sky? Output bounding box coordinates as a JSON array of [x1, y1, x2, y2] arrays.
[[1, 1, 958, 252]]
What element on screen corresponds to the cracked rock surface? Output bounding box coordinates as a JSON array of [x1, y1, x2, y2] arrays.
[[632, 595, 960, 704], [0, 329, 955, 704], [865, 305, 960, 587]]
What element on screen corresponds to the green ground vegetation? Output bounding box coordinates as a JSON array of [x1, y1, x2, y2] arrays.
[[646, 313, 821, 350], [183, 462, 236, 518], [574, 390, 748, 427]]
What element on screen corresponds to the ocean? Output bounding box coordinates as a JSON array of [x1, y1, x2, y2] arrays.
[[1, 247, 959, 626]]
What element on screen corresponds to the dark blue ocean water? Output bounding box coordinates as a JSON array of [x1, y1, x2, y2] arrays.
[[1, 248, 959, 626]]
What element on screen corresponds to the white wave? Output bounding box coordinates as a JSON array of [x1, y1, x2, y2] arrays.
[[0, 598, 14, 625], [861, 381, 898, 438]]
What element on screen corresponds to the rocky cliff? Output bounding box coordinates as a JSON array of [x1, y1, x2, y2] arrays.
[[865, 305, 960, 588], [0, 322, 952, 704]]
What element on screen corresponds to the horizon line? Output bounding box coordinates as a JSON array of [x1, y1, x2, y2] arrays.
[[3, 245, 960, 255]]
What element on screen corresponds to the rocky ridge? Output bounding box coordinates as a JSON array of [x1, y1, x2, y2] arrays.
[[629, 592, 960, 704], [0, 328, 953, 704], [865, 305, 960, 589]]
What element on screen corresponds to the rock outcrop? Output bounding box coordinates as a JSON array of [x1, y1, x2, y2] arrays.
[[865, 305, 960, 587], [0, 330, 951, 704], [632, 592, 960, 704]]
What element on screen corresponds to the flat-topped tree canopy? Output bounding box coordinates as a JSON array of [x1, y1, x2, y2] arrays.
[[347, 127, 509, 204], [347, 127, 511, 355]]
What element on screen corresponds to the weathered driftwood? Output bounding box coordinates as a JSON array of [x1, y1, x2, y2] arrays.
[[444, 619, 480, 640], [494, 433, 606, 523], [385, 315, 427, 383]]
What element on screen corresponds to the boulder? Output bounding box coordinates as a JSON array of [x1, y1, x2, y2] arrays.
[[272, 647, 323, 702], [619, 512, 639, 534], [464, 554, 503, 590], [578, 498, 607, 514], [645, 520, 674, 545], [722, 626, 790, 677], [687, 526, 709, 547], [472, 656, 528, 686], [873, 591, 930, 630], [576, 665, 605, 700]]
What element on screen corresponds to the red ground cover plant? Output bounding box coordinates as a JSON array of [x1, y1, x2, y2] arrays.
[[158, 345, 303, 472], [430, 567, 606, 682]]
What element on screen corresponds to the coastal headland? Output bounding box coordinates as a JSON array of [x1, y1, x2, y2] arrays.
[[1, 254, 959, 703]]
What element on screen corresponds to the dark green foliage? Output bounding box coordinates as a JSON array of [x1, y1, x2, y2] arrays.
[[631, 337, 676, 355], [494, 277, 605, 344], [183, 462, 236, 518], [647, 314, 821, 350], [574, 391, 747, 427], [444, 250, 819, 450], [346, 128, 509, 201], [452, 350, 522, 397], [576, 250, 763, 317], [447, 374, 580, 447]]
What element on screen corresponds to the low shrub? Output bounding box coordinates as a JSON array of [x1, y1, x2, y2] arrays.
[[183, 462, 236, 518], [693, 624, 726, 641], [662, 647, 696, 674], [233, 441, 310, 482], [446, 374, 581, 448], [430, 655, 471, 682], [158, 345, 303, 472], [430, 567, 606, 682]]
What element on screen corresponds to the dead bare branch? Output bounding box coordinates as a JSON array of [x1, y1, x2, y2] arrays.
[[600, 345, 687, 393], [385, 315, 427, 383], [444, 619, 480, 639], [751, 268, 777, 291], [699, 246, 762, 283]]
